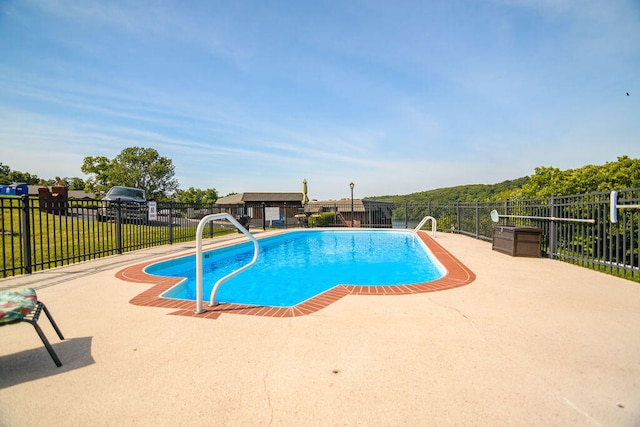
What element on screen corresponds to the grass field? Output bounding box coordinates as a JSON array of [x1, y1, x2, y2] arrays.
[[1, 201, 235, 277]]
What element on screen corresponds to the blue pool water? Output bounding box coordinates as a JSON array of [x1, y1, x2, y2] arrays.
[[146, 230, 445, 307]]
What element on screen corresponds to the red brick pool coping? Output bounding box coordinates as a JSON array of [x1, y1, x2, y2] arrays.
[[116, 231, 476, 320]]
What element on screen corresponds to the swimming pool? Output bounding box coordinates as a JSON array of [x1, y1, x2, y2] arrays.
[[145, 230, 446, 307]]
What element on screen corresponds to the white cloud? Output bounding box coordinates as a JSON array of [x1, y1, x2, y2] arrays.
[[1, 0, 638, 199]]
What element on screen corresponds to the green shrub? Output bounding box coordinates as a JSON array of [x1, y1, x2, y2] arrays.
[[308, 212, 336, 227]]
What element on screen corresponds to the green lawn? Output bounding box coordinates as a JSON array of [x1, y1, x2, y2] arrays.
[[1, 204, 235, 277]]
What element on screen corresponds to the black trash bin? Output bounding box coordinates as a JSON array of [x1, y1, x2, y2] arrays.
[[236, 215, 251, 232]]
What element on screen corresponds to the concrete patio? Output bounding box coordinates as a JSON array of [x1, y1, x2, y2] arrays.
[[1, 232, 639, 426]]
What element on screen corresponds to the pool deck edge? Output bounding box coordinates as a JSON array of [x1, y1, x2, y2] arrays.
[[117, 230, 476, 319]]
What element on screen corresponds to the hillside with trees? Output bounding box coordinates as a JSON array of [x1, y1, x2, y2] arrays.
[[367, 177, 530, 204], [4, 154, 638, 204], [0, 163, 85, 189], [512, 155, 640, 199], [2, 147, 220, 203], [367, 156, 640, 204]]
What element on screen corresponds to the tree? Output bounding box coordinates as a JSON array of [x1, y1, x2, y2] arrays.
[[367, 177, 530, 204], [0, 163, 10, 184], [42, 177, 85, 189], [601, 155, 640, 190], [172, 187, 218, 204], [82, 147, 179, 200], [0, 163, 40, 185], [518, 166, 566, 199], [515, 156, 640, 199], [7, 170, 40, 185], [67, 177, 85, 190], [81, 156, 112, 192]]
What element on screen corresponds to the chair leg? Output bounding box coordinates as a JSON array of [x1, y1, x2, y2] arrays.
[[23, 302, 65, 367], [40, 303, 65, 340], [25, 319, 63, 367]]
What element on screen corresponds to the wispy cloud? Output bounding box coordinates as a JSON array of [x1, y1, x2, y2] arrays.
[[1, 0, 638, 199]]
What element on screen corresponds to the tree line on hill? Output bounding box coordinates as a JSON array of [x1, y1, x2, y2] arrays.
[[366, 155, 640, 204], [0, 163, 87, 190], [1, 147, 219, 204], [2, 150, 638, 204]]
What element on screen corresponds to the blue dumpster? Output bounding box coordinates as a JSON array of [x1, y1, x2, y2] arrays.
[[1, 183, 29, 196]]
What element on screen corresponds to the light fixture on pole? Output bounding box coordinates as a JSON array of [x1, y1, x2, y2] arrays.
[[349, 182, 354, 227]]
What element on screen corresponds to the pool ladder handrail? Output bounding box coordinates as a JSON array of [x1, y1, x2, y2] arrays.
[[194, 213, 259, 314], [412, 216, 437, 239]]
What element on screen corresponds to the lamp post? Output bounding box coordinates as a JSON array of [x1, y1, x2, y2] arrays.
[[350, 182, 354, 227]]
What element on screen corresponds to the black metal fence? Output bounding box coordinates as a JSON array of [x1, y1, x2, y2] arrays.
[[397, 189, 639, 281], [0, 197, 240, 277], [1, 189, 639, 281]]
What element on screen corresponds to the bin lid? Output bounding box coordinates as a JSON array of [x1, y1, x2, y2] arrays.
[[494, 225, 543, 232]]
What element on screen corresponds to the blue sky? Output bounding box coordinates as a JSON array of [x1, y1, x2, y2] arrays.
[[0, 0, 638, 200]]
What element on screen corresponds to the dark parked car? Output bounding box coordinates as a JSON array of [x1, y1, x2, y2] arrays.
[[97, 186, 148, 223]]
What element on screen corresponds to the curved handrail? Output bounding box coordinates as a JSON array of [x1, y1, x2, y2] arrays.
[[194, 213, 259, 314], [412, 216, 437, 239]]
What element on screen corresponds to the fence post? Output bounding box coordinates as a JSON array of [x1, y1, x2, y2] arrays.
[[168, 201, 174, 244], [20, 195, 32, 274], [476, 202, 480, 238], [208, 203, 214, 237], [115, 200, 123, 254], [404, 203, 408, 229], [549, 195, 558, 259], [456, 203, 461, 231]]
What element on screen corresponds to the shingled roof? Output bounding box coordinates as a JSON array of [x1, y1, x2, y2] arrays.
[[216, 192, 303, 205], [304, 199, 393, 213]]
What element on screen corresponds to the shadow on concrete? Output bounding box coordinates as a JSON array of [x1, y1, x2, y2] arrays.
[[0, 337, 94, 389]]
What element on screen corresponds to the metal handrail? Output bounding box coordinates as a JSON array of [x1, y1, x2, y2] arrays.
[[194, 213, 259, 314], [413, 216, 437, 238], [490, 210, 595, 224]]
